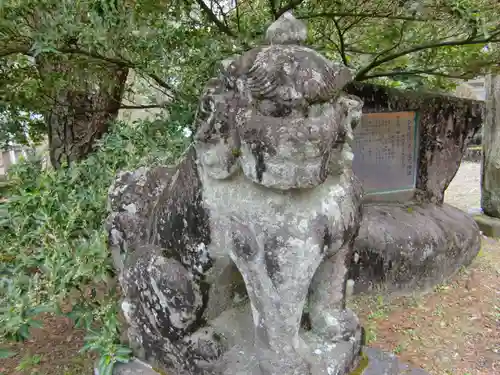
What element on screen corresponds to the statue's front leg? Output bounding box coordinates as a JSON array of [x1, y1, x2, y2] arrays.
[[228, 217, 320, 375], [308, 245, 360, 342]]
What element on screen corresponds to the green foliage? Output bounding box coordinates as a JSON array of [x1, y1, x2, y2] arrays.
[[80, 297, 133, 375], [1, 0, 499, 151], [0, 117, 189, 372], [0, 347, 16, 358]]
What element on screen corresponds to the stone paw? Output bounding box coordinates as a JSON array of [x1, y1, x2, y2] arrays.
[[312, 308, 360, 342], [185, 327, 225, 362]]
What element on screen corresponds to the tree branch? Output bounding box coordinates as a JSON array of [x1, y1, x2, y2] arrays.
[[361, 69, 471, 80], [58, 48, 180, 100], [120, 104, 166, 110], [298, 12, 440, 22], [268, 0, 277, 19], [344, 47, 377, 55], [276, 0, 305, 19], [194, 0, 236, 37], [0, 44, 184, 102], [235, 0, 241, 32], [331, 18, 348, 66], [58, 47, 130, 68], [0, 46, 30, 59], [355, 32, 500, 81]]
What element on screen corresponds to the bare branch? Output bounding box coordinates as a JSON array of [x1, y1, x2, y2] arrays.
[[58, 48, 180, 100], [58, 48, 130, 68], [355, 32, 500, 81], [342, 16, 367, 34], [0, 46, 30, 59], [120, 104, 166, 110], [298, 12, 441, 22], [268, 0, 277, 19], [344, 47, 377, 55], [213, 0, 231, 30], [194, 0, 237, 37], [361, 69, 471, 80], [332, 18, 348, 66], [235, 0, 241, 32]]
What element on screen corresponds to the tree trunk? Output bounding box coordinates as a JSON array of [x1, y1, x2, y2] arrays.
[[481, 75, 500, 217], [36, 54, 128, 168]]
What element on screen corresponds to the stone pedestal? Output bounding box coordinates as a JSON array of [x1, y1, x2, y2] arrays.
[[349, 203, 481, 295], [104, 347, 431, 375]]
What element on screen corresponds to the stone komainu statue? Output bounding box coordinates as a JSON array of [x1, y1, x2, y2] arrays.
[[107, 12, 364, 375]]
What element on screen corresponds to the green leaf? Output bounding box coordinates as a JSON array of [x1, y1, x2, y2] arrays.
[[0, 348, 16, 359], [28, 319, 43, 329]]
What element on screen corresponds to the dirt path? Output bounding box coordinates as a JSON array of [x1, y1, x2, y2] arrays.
[[351, 161, 500, 375], [444, 161, 482, 211]]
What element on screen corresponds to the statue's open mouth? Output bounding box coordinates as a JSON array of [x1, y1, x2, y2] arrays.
[[238, 144, 331, 190]]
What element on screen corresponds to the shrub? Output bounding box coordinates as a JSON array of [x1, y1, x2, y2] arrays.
[[0, 117, 189, 374]]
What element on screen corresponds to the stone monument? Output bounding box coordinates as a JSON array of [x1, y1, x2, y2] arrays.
[[105, 12, 429, 375], [474, 74, 500, 237], [344, 82, 483, 295]]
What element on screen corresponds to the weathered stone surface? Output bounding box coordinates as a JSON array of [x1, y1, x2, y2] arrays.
[[463, 147, 482, 163], [474, 213, 500, 238], [107, 12, 365, 375], [106, 348, 431, 375], [360, 348, 429, 375], [481, 75, 500, 218], [349, 203, 481, 295], [345, 82, 483, 204], [106, 149, 222, 373]]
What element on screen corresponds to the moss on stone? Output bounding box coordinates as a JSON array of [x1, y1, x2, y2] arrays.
[[468, 145, 482, 151], [152, 367, 169, 375], [349, 352, 369, 375]]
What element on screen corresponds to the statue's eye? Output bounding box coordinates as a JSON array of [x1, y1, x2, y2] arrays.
[[258, 100, 291, 117]]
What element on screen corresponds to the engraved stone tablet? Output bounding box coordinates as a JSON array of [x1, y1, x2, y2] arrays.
[[352, 112, 419, 195]]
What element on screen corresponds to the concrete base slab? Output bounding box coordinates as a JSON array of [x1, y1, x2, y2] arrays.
[[101, 347, 430, 375], [473, 213, 500, 238]]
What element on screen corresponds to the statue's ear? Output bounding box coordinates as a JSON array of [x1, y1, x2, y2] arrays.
[[330, 63, 354, 92], [338, 94, 363, 133], [218, 55, 241, 89]]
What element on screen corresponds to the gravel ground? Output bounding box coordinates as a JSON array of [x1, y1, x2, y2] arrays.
[[444, 161, 481, 212]]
